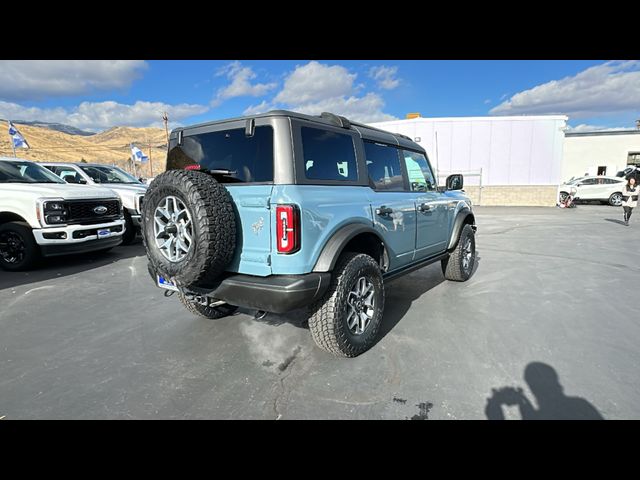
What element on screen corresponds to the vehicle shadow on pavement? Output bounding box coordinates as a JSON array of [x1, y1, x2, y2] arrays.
[[0, 242, 146, 290], [604, 218, 627, 226], [485, 362, 604, 420], [374, 254, 482, 345]]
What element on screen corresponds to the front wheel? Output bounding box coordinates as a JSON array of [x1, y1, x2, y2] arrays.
[[308, 252, 385, 357], [609, 192, 623, 206], [121, 211, 137, 245], [178, 292, 238, 319], [0, 221, 40, 271], [441, 224, 476, 282]]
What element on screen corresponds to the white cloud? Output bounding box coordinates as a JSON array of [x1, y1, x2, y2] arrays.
[[368, 65, 400, 90], [567, 123, 629, 132], [274, 61, 356, 105], [0, 100, 208, 132], [0, 60, 147, 101], [212, 61, 277, 106], [243, 100, 272, 116], [491, 61, 640, 118], [267, 61, 396, 124], [290, 93, 397, 123], [484, 99, 492, 105]]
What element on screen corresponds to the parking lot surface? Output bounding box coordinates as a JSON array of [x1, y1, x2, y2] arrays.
[[1, 205, 639, 419]]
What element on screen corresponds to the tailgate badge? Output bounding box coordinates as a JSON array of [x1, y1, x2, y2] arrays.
[[252, 217, 264, 235]]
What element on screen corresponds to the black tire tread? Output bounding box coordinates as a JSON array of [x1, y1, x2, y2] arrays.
[[142, 170, 236, 287], [0, 221, 40, 271], [308, 252, 384, 357], [443, 224, 475, 282]]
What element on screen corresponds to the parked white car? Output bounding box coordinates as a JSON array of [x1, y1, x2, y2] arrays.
[[558, 176, 627, 206], [39, 162, 146, 245], [0, 158, 125, 271]]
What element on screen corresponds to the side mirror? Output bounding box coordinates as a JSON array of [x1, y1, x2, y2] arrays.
[[445, 174, 464, 191]]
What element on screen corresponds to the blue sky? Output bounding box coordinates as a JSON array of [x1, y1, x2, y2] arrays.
[[1, 60, 638, 132]]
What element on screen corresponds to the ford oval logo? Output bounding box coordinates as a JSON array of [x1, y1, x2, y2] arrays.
[[93, 206, 108, 215]]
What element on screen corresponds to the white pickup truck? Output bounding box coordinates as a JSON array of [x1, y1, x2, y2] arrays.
[[0, 157, 126, 271]]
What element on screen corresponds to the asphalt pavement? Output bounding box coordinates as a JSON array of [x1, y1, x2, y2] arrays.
[[1, 205, 639, 419]]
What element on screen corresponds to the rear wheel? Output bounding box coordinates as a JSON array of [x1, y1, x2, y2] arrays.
[[609, 192, 623, 206], [559, 191, 569, 203], [308, 252, 385, 357], [178, 292, 238, 319], [0, 222, 40, 271]]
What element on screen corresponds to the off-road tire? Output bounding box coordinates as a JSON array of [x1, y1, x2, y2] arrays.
[[178, 292, 238, 319], [142, 170, 236, 287], [0, 221, 40, 271], [308, 252, 385, 357], [441, 224, 476, 282]]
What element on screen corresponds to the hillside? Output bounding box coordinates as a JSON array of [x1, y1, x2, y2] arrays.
[[0, 121, 167, 177]]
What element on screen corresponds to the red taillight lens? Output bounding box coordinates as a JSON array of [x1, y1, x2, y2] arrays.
[[276, 205, 300, 254], [184, 164, 201, 171]]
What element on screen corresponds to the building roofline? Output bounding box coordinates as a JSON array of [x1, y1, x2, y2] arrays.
[[565, 130, 640, 137]]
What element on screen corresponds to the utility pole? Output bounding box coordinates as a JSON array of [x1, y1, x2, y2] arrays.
[[162, 111, 170, 146], [147, 133, 153, 178]]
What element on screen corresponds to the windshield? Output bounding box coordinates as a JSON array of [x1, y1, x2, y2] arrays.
[[80, 165, 142, 184], [0, 160, 66, 184]]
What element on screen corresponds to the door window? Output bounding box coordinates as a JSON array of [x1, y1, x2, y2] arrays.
[[402, 150, 437, 192], [363, 141, 404, 191]]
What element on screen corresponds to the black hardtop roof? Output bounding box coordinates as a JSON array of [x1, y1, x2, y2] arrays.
[[170, 110, 424, 151]]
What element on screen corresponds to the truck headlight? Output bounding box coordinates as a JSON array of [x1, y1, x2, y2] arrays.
[[43, 200, 68, 224]]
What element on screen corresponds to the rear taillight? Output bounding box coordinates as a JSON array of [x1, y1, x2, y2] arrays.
[[276, 205, 300, 254]]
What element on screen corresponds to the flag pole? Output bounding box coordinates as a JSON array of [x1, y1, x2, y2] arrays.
[[9, 120, 16, 157]]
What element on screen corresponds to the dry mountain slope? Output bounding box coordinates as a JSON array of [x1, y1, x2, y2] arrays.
[[0, 121, 167, 177]]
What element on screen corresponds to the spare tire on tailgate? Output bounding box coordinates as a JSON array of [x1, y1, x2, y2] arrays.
[[142, 169, 236, 287]]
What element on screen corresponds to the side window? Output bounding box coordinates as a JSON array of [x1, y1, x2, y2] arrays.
[[402, 150, 437, 192], [363, 141, 404, 191], [581, 178, 597, 185], [301, 126, 357, 181]]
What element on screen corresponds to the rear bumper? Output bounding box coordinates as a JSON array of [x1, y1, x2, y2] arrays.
[[152, 267, 331, 314]]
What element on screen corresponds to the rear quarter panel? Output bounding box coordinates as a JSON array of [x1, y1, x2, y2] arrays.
[[270, 185, 373, 275]]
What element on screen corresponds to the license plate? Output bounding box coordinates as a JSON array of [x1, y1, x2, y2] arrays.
[[157, 275, 178, 291], [97, 229, 111, 238]]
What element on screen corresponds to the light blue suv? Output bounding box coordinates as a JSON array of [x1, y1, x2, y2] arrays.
[[143, 110, 477, 357]]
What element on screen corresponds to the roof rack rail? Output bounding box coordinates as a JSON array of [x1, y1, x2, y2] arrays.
[[394, 132, 413, 141], [320, 112, 351, 129]]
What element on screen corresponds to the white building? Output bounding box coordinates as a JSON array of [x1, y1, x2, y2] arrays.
[[371, 115, 568, 206], [563, 130, 640, 180]]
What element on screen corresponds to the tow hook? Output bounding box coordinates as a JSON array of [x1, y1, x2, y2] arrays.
[[254, 310, 268, 320]]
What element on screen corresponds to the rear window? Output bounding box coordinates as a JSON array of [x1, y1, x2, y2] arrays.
[[301, 126, 357, 181], [166, 126, 273, 183]]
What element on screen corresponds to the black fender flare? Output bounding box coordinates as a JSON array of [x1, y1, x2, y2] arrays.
[[447, 208, 476, 251], [313, 223, 384, 272]]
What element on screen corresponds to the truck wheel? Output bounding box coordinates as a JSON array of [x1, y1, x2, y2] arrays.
[[121, 211, 137, 245], [0, 221, 41, 271], [308, 252, 385, 357], [441, 224, 476, 282], [178, 292, 238, 319], [142, 170, 236, 287]]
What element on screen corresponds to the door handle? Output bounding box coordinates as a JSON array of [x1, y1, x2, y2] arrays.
[[375, 206, 393, 216], [417, 203, 431, 212]]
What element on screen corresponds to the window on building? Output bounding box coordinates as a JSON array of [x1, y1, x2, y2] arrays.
[[628, 152, 640, 166]]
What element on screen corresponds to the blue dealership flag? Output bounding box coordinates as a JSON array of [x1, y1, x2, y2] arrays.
[[8, 121, 30, 149], [131, 144, 149, 163]]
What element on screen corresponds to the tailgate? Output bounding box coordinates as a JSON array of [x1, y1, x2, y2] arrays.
[[224, 185, 273, 276]]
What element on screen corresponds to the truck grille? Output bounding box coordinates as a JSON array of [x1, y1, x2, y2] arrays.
[[66, 199, 122, 224]]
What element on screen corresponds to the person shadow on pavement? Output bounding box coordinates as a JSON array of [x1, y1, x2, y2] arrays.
[[485, 362, 604, 420]]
